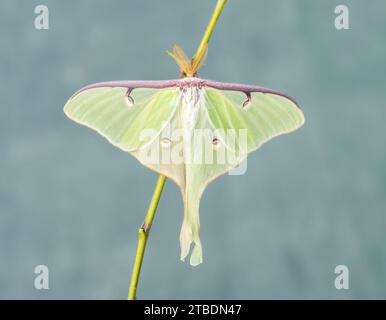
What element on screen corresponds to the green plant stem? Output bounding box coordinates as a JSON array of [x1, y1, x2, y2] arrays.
[[127, 0, 228, 300], [193, 0, 228, 64], [128, 174, 166, 300]]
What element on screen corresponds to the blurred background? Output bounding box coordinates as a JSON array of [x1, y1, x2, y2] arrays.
[[1, 0, 385, 299]]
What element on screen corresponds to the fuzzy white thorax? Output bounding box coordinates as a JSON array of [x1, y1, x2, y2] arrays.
[[181, 87, 201, 131]]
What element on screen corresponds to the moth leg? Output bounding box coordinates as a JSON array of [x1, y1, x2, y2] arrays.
[[125, 88, 135, 106], [242, 92, 252, 111]]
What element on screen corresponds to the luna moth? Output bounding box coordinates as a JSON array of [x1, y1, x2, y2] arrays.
[[64, 47, 304, 266]]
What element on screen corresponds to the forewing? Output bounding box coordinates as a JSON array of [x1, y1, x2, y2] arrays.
[[64, 86, 180, 151], [203, 88, 304, 155]]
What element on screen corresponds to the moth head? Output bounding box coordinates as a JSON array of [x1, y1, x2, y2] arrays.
[[166, 44, 208, 77]]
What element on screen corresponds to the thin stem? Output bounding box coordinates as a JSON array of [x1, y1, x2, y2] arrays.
[[128, 174, 166, 300], [127, 0, 228, 300], [192, 0, 228, 64]]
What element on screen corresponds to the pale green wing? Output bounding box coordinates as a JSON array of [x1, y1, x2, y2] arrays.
[[178, 105, 241, 266], [203, 88, 304, 155], [64, 87, 180, 151], [174, 87, 305, 266], [64, 82, 304, 268]]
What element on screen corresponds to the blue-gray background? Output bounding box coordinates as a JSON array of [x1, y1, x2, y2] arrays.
[[1, 0, 385, 299]]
